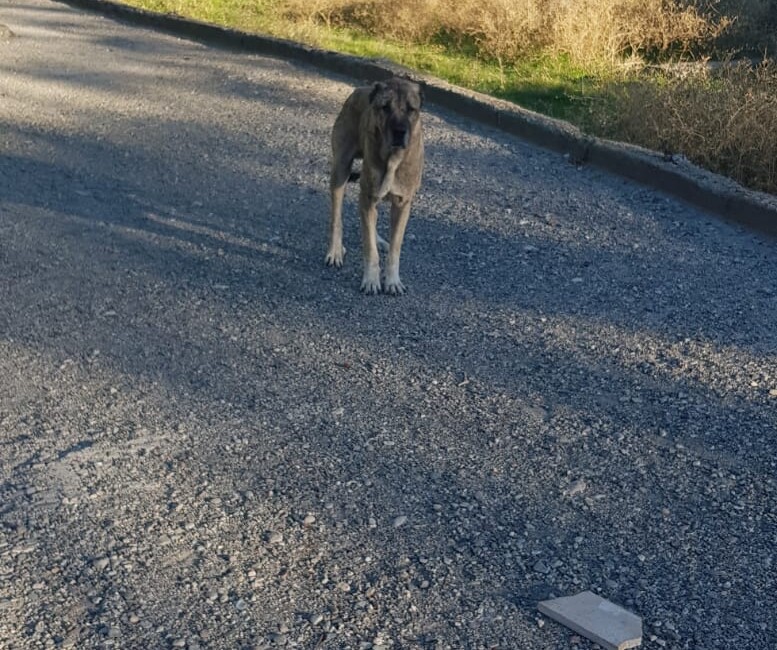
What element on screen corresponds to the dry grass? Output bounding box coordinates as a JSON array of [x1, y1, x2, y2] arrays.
[[280, 0, 731, 68], [554, 0, 730, 65], [600, 60, 777, 192], [706, 0, 777, 55]]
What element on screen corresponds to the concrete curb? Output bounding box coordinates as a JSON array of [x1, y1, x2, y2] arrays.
[[57, 0, 777, 237]]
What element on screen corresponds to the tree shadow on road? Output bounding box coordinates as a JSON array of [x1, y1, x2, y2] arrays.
[[1, 3, 776, 647]]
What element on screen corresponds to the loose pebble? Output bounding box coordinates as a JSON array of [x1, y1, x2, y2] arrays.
[[267, 532, 283, 545]]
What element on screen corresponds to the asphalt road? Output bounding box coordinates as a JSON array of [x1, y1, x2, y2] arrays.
[[1, 2, 776, 649]]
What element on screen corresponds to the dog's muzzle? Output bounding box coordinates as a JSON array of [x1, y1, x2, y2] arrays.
[[392, 127, 409, 149]]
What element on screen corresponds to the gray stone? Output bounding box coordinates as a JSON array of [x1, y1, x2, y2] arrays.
[[533, 559, 550, 574], [538, 591, 642, 650], [563, 479, 588, 497], [267, 532, 283, 545]]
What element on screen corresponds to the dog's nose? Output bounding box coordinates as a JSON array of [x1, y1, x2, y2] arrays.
[[392, 126, 408, 148]]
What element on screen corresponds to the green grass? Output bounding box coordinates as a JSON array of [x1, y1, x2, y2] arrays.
[[309, 28, 625, 133], [322, 31, 602, 119]]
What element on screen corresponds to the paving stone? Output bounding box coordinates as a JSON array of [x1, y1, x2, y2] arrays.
[[538, 591, 642, 650]]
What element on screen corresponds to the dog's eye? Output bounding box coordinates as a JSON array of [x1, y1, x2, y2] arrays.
[[407, 104, 417, 113], [382, 104, 392, 113]]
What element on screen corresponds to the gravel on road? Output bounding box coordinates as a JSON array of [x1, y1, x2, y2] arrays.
[[1, 2, 776, 649]]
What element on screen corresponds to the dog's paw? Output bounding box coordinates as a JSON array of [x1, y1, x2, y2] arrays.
[[360, 279, 382, 295], [383, 268, 406, 295], [325, 246, 346, 268], [384, 277, 407, 296], [360, 269, 382, 295]]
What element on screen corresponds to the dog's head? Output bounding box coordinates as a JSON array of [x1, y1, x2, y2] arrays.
[[369, 77, 423, 151]]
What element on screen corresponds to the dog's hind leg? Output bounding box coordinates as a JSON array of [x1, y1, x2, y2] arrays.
[[325, 154, 353, 268]]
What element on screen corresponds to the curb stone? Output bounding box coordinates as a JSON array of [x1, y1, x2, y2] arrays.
[[57, 0, 777, 237]]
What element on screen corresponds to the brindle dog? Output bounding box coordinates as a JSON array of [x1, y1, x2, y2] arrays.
[[325, 77, 424, 295]]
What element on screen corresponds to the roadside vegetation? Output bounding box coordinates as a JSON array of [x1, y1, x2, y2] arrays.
[[127, 0, 777, 194]]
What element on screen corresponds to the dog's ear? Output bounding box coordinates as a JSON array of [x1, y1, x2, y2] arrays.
[[369, 82, 386, 104]]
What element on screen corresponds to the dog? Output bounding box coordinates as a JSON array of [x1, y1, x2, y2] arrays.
[[325, 77, 424, 295]]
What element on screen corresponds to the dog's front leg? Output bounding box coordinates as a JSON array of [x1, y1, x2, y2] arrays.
[[359, 192, 381, 294], [384, 196, 412, 295]]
